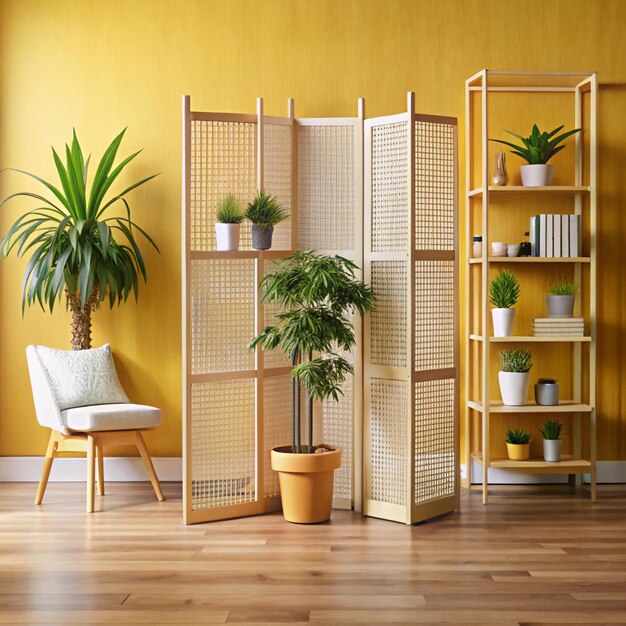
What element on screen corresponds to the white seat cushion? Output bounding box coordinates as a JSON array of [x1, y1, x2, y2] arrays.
[[62, 403, 161, 433]]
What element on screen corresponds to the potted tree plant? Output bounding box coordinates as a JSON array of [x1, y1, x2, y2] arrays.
[[490, 269, 520, 337], [535, 377, 559, 406], [505, 428, 531, 461], [498, 349, 532, 406], [245, 190, 288, 250], [546, 279, 577, 318], [0, 130, 158, 349], [215, 193, 244, 251], [250, 251, 374, 523], [490, 124, 581, 187], [539, 420, 564, 462]]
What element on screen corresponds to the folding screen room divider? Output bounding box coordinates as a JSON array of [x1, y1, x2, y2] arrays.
[[182, 94, 458, 525]]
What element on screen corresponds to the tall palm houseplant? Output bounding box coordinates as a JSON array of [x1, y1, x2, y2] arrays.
[[251, 251, 374, 523], [0, 130, 158, 349]]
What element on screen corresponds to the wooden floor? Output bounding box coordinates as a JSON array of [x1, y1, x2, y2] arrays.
[[1, 483, 626, 624]]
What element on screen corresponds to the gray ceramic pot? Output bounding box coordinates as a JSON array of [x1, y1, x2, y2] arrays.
[[543, 439, 563, 462], [252, 224, 274, 250], [546, 295, 575, 318], [535, 382, 559, 406]]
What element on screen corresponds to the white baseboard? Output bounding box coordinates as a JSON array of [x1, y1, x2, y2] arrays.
[[0, 456, 182, 482]]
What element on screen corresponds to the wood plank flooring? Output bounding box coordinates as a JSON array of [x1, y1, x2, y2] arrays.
[[1, 482, 625, 624]]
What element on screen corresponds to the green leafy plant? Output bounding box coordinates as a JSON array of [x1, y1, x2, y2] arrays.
[[539, 420, 563, 440], [216, 194, 244, 224], [548, 278, 577, 296], [490, 124, 582, 165], [499, 349, 532, 373], [489, 269, 520, 309], [537, 377, 557, 385], [505, 428, 531, 445], [245, 190, 288, 227], [0, 129, 158, 350], [250, 251, 374, 453]]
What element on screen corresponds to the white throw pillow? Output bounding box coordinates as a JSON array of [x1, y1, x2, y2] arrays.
[[35, 344, 129, 410]]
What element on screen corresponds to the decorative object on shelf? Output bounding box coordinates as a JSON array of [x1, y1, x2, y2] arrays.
[[251, 251, 374, 524], [533, 317, 584, 337], [507, 243, 520, 257], [245, 190, 288, 250], [498, 349, 532, 406], [538, 420, 564, 462], [505, 428, 531, 461], [0, 129, 159, 350], [519, 232, 532, 257], [546, 279, 577, 318], [489, 269, 520, 337], [214, 193, 244, 251], [535, 378, 559, 406], [491, 241, 508, 257], [492, 151, 509, 186], [490, 124, 582, 187], [472, 236, 483, 258]]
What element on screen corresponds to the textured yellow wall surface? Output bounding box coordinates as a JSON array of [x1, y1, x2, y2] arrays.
[[0, 0, 625, 459]]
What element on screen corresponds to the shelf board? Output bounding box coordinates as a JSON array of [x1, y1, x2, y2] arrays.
[[471, 452, 591, 473], [190, 249, 294, 260], [467, 400, 593, 414], [468, 185, 590, 197], [469, 256, 590, 264], [469, 335, 590, 343]]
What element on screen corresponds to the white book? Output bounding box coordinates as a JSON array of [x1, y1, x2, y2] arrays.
[[534, 317, 584, 323], [561, 215, 570, 257], [539, 214, 547, 257], [546, 214, 554, 257], [554, 215, 562, 257], [569, 214, 580, 257]]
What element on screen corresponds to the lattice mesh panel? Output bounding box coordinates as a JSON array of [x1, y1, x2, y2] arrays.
[[415, 121, 455, 251], [191, 259, 255, 375], [414, 260, 455, 371], [371, 121, 408, 252], [190, 120, 256, 251], [298, 125, 355, 252], [261, 260, 291, 369], [368, 378, 408, 506], [263, 375, 293, 498], [264, 123, 292, 250], [191, 379, 256, 510], [414, 379, 456, 504], [370, 261, 407, 367]]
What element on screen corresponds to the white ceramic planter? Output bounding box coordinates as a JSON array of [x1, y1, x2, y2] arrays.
[[520, 164, 554, 187], [498, 371, 530, 406], [492, 308, 516, 337], [546, 295, 575, 318], [543, 439, 563, 462], [215, 223, 241, 251]]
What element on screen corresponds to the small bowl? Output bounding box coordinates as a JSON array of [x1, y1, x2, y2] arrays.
[[507, 244, 520, 257], [491, 242, 508, 257]]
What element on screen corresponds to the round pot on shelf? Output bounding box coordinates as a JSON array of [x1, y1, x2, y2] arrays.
[[546, 295, 575, 318], [498, 371, 530, 406], [492, 308, 516, 337], [271, 446, 341, 524], [251, 224, 274, 250], [214, 223, 241, 251], [520, 164, 554, 187], [506, 442, 530, 461], [543, 439, 563, 462], [535, 382, 559, 406]]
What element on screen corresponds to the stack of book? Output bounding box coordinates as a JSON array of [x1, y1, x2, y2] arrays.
[[533, 317, 585, 337], [529, 214, 581, 257]]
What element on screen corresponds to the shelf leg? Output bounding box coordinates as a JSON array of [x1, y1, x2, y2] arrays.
[[590, 466, 597, 503], [568, 474, 577, 493]]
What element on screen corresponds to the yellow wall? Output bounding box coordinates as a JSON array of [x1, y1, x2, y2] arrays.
[[1, 0, 625, 460]]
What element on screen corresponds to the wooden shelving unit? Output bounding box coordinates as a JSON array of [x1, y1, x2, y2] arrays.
[[464, 70, 597, 503]]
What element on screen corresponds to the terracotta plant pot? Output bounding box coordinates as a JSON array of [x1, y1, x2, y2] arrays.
[[271, 446, 341, 524], [506, 442, 530, 461]]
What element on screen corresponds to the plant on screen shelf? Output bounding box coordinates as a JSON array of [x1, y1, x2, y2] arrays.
[[215, 193, 244, 251], [245, 190, 288, 250]]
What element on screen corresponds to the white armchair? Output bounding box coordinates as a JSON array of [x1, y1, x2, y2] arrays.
[[26, 344, 164, 512]]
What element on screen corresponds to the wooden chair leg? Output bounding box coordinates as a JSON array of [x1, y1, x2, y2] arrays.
[[35, 431, 58, 505], [86, 435, 95, 513], [96, 445, 105, 496], [135, 431, 165, 502]]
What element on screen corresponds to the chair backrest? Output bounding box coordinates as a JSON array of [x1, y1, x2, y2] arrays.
[[26, 344, 129, 434]]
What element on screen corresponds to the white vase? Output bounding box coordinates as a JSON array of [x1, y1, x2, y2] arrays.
[[215, 223, 241, 251], [498, 371, 530, 406], [492, 308, 516, 337], [520, 164, 554, 187], [543, 439, 563, 462]]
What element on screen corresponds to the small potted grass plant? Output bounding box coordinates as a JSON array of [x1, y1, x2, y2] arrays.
[[490, 124, 581, 187], [245, 190, 288, 250], [535, 377, 559, 406], [498, 349, 532, 406], [539, 420, 564, 462], [546, 279, 577, 318], [215, 193, 244, 251], [489, 269, 520, 337], [505, 428, 531, 461]]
